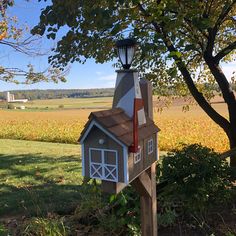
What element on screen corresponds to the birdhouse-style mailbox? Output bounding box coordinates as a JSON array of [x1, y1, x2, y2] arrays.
[[78, 39, 160, 194]]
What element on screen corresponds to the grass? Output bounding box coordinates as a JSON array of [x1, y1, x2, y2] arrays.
[[0, 139, 166, 219], [0, 139, 83, 217], [22, 217, 68, 236]]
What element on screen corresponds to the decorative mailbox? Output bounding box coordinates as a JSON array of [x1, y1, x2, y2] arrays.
[[78, 39, 160, 194]]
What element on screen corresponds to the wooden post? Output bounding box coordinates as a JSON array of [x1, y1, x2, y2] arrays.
[[131, 162, 157, 236]]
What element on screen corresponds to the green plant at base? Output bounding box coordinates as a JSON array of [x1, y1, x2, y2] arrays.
[[157, 144, 233, 227], [0, 223, 8, 236], [74, 182, 140, 235], [157, 206, 177, 227], [107, 187, 141, 235], [74, 181, 104, 220]]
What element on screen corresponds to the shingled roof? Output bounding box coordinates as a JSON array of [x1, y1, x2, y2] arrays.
[[78, 108, 160, 147]]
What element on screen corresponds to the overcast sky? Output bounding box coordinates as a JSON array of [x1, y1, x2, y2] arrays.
[[0, 0, 234, 91]]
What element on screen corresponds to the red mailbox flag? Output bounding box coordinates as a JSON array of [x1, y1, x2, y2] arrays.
[[129, 78, 146, 153]]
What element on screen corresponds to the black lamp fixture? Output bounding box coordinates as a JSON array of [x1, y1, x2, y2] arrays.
[[116, 38, 137, 70]]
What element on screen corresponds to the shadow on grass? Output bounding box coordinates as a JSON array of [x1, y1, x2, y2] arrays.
[[0, 153, 90, 218]]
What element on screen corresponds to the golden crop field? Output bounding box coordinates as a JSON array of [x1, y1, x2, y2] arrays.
[[0, 98, 229, 152], [154, 103, 229, 152]]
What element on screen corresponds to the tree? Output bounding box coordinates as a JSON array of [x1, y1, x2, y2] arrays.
[[0, 0, 67, 84], [33, 0, 236, 166]]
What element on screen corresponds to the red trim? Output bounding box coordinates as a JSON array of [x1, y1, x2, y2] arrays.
[[129, 98, 144, 153]]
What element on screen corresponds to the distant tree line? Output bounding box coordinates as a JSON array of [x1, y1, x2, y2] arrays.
[[0, 88, 114, 100], [153, 82, 235, 97], [1, 83, 234, 101]]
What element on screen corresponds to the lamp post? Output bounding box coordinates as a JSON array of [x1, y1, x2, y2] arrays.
[[112, 38, 141, 118], [116, 38, 137, 69], [113, 38, 146, 153], [114, 38, 158, 236]]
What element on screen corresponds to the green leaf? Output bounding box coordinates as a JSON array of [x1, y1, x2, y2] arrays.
[[169, 51, 182, 58], [46, 33, 56, 40], [193, 18, 212, 30], [185, 44, 195, 51], [110, 24, 121, 35], [109, 194, 116, 203], [169, 68, 177, 77]]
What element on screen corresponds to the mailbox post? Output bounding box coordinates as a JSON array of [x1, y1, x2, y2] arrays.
[[79, 39, 159, 236]]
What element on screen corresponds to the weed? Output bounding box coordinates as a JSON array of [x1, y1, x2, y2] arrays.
[[22, 217, 68, 236]]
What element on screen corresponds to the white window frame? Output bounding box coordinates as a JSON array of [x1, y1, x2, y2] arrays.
[[147, 138, 154, 155], [89, 148, 118, 182], [134, 148, 142, 164]]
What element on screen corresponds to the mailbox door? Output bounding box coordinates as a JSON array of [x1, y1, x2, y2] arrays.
[[89, 148, 118, 182]]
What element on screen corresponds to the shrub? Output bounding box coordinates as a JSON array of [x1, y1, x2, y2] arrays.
[[157, 144, 233, 224], [82, 144, 233, 233], [58, 104, 64, 109]]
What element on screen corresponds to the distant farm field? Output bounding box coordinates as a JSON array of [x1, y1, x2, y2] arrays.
[[155, 102, 229, 152], [0, 97, 229, 152], [14, 97, 112, 110]]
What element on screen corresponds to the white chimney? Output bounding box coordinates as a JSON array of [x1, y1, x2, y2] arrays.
[[140, 78, 153, 120], [112, 70, 146, 125]]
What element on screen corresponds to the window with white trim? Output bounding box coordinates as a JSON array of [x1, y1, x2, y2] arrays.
[[134, 148, 142, 164], [147, 138, 153, 155]]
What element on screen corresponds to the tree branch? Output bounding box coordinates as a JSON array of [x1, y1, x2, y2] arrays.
[[182, 22, 205, 51], [205, 1, 235, 56], [207, 0, 236, 50], [214, 40, 236, 62], [204, 54, 236, 107], [163, 37, 231, 134], [214, 0, 236, 30], [205, 0, 215, 17], [0, 66, 68, 84], [0, 36, 46, 56], [136, 2, 231, 135]]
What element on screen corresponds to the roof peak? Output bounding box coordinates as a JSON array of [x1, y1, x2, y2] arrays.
[[79, 107, 160, 146]]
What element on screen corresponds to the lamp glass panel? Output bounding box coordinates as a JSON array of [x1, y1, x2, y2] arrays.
[[118, 46, 127, 66], [127, 46, 135, 65]]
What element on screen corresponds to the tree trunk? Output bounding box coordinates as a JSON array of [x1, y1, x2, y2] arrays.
[[229, 113, 236, 167], [229, 140, 236, 167], [204, 56, 236, 167]]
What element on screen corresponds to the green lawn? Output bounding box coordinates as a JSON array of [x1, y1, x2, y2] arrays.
[[0, 139, 166, 220], [0, 139, 84, 218], [11, 97, 113, 110]]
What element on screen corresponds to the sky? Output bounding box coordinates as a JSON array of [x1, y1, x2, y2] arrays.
[[0, 0, 235, 92], [0, 0, 117, 91]]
